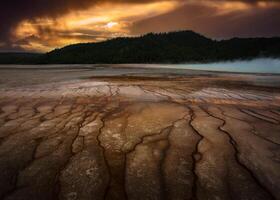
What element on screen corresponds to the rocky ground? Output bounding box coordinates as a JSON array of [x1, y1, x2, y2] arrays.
[[0, 66, 280, 200]]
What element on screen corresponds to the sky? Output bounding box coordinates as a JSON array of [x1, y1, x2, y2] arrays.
[[1, 0, 280, 52]]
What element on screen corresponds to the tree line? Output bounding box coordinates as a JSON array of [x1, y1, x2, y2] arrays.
[[1, 31, 280, 64]]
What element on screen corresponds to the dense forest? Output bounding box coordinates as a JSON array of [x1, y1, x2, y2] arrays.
[[0, 31, 280, 64]]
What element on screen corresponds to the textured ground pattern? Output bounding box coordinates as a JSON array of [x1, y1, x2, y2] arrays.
[[0, 67, 280, 200]]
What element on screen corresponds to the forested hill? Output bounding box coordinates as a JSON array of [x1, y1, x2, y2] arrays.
[[1, 31, 280, 64]]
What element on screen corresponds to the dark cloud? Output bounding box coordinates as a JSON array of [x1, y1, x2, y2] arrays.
[[0, 0, 175, 38], [131, 1, 280, 39], [0, 0, 278, 40], [0, 0, 174, 48], [0, 0, 280, 51]]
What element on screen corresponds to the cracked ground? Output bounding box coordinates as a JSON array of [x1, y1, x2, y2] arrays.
[[0, 65, 280, 200]]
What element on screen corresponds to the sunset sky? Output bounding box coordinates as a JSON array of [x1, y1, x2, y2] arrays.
[[1, 0, 280, 52]]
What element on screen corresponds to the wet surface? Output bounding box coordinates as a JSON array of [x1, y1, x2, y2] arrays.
[[0, 66, 280, 200]]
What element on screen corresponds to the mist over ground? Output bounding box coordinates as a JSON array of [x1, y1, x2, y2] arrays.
[[176, 58, 280, 74], [0, 58, 280, 74]]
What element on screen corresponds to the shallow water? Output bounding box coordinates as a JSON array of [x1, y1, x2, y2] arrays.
[[1, 58, 280, 74], [0, 59, 280, 88]]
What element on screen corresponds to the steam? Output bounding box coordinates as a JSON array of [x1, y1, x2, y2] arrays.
[[173, 58, 280, 74]]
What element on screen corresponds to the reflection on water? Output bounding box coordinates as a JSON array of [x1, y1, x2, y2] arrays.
[[0, 58, 280, 88], [0, 58, 279, 74]]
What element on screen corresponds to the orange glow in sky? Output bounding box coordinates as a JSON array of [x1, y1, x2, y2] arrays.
[[14, 1, 181, 52], [6, 0, 280, 52]]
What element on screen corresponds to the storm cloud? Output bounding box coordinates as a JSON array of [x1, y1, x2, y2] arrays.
[[1, 0, 280, 52], [0, 0, 175, 41]]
